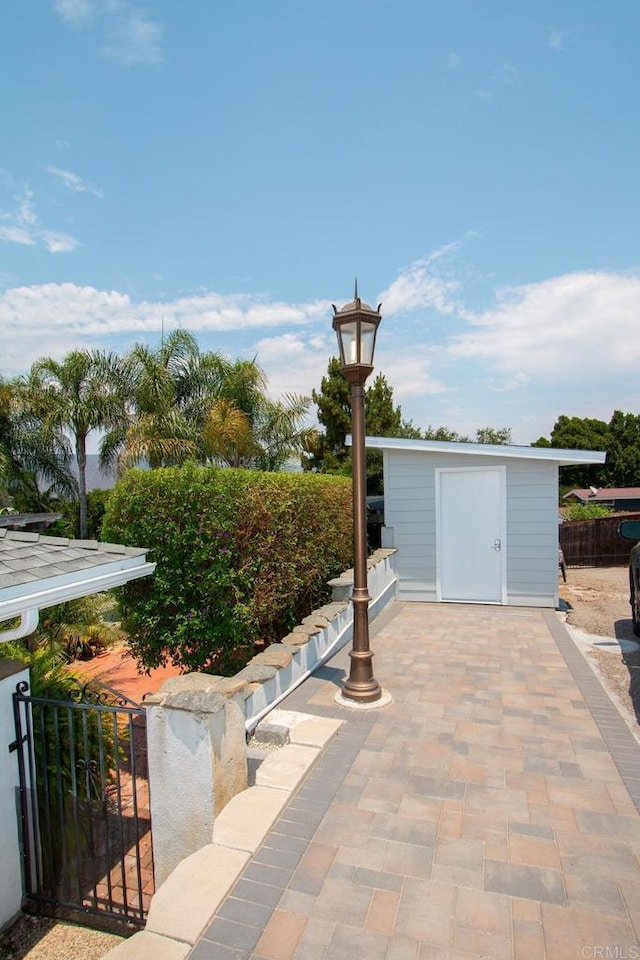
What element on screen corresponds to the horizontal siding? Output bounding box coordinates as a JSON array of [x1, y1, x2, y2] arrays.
[[508, 523, 557, 538], [384, 452, 435, 598], [507, 545, 559, 560], [505, 460, 557, 605], [507, 498, 556, 513], [384, 451, 558, 607]]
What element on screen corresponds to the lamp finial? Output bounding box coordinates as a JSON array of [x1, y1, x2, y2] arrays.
[[354, 278, 359, 302]]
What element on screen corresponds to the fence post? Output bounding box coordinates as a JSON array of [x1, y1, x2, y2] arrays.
[[145, 676, 248, 887]]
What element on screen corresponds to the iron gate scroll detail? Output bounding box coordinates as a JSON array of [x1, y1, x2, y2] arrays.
[[12, 677, 153, 927]]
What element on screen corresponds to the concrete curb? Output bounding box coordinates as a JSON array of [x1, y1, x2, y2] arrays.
[[101, 712, 343, 959], [101, 931, 191, 960]]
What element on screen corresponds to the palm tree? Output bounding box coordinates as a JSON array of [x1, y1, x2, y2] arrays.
[[107, 331, 311, 474], [26, 351, 130, 538], [0, 374, 75, 511], [114, 330, 228, 470], [204, 358, 312, 470]]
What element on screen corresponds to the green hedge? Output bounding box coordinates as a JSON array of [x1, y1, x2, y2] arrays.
[[102, 464, 353, 674]]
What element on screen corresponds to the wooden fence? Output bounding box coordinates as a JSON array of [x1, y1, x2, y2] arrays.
[[559, 513, 640, 567]]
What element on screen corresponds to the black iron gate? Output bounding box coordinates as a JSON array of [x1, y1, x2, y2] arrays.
[[12, 676, 153, 928]]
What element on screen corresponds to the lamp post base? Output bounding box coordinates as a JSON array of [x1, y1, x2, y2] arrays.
[[335, 686, 393, 709], [341, 650, 382, 703]]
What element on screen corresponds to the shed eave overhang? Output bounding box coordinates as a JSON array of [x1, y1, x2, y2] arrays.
[[350, 435, 607, 467]]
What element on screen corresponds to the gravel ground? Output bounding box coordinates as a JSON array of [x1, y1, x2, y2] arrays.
[[2, 566, 637, 959], [0, 915, 123, 960]]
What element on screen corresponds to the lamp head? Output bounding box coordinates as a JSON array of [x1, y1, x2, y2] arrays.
[[332, 287, 382, 383]]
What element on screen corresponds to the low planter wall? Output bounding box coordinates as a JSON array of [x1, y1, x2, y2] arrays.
[[146, 548, 397, 884]]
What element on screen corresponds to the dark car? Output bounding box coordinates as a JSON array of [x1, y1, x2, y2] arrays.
[[618, 520, 640, 636], [366, 496, 385, 549]]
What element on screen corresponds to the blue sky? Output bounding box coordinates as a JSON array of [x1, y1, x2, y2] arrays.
[[1, 1, 639, 447]]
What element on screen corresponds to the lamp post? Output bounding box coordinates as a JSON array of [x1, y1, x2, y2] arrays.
[[332, 284, 383, 704]]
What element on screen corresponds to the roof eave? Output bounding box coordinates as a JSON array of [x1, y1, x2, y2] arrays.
[[0, 559, 156, 624], [352, 436, 607, 466]]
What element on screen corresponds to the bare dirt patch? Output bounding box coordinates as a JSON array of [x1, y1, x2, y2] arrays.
[[560, 565, 640, 728]]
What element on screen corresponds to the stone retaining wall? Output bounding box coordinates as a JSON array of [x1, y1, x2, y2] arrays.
[[146, 548, 397, 884]]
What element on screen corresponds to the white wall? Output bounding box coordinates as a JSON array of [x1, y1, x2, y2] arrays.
[[0, 660, 29, 932], [382, 450, 559, 607], [145, 686, 248, 887]]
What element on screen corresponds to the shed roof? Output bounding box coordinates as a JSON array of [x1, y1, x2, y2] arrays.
[[356, 436, 607, 467], [0, 528, 155, 623]]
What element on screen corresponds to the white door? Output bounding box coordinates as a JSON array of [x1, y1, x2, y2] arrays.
[[437, 467, 506, 603]]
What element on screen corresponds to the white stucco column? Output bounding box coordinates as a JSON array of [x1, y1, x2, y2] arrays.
[[0, 660, 29, 932], [145, 675, 248, 887]]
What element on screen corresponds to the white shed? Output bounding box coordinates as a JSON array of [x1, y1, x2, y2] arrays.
[[362, 437, 606, 608]]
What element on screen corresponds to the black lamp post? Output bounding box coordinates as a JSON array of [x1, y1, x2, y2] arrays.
[[332, 284, 383, 704]]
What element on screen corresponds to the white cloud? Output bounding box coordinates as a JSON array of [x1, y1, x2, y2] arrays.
[[448, 271, 640, 381], [47, 166, 104, 198], [448, 52, 462, 69], [42, 231, 80, 253], [377, 242, 463, 316], [0, 283, 333, 374], [17, 187, 38, 226], [52, 0, 163, 65], [0, 179, 79, 254], [549, 30, 564, 51], [2, 260, 640, 449], [103, 10, 163, 65], [486, 372, 531, 392], [52, 0, 94, 22], [494, 63, 518, 85], [0, 226, 36, 246], [252, 332, 334, 400], [381, 346, 449, 399]]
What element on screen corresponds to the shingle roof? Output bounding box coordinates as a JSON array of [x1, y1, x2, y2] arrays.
[[0, 529, 147, 591], [0, 529, 155, 623], [0, 512, 62, 530]]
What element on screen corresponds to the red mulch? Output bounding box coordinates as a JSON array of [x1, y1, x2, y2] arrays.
[[68, 646, 182, 703]]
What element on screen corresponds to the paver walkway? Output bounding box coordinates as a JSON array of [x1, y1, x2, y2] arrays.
[[188, 601, 640, 960]]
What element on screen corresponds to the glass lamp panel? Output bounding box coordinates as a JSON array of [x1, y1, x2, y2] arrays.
[[336, 319, 360, 365], [359, 321, 378, 366]]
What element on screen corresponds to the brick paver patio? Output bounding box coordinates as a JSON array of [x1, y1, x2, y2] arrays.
[[187, 601, 640, 960]]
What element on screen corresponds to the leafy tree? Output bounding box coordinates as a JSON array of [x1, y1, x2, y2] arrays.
[[422, 425, 470, 442], [420, 425, 511, 444], [476, 426, 512, 445], [301, 358, 352, 475], [533, 414, 610, 489], [364, 373, 421, 494], [302, 360, 420, 493], [604, 411, 640, 486], [51, 489, 112, 540], [26, 351, 129, 538]]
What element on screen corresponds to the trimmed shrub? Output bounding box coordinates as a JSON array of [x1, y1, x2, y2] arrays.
[[102, 464, 352, 674]]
